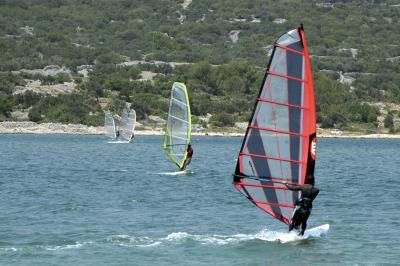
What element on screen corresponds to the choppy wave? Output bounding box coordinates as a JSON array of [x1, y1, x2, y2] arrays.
[[105, 234, 162, 248], [0, 241, 93, 253], [0, 247, 18, 252]]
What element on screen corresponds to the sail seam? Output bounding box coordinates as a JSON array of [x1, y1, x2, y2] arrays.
[[240, 152, 305, 164], [248, 125, 305, 137], [252, 200, 294, 208], [267, 71, 305, 83], [257, 98, 306, 109], [274, 43, 304, 55], [170, 135, 188, 141]]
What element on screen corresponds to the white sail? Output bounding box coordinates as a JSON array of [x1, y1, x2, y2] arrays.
[[120, 108, 136, 142], [163, 82, 191, 169], [104, 110, 116, 139]]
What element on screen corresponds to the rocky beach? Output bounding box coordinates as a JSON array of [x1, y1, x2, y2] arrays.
[[1, 121, 400, 139]]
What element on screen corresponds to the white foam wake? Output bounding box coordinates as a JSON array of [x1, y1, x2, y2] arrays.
[[163, 224, 329, 245], [44, 241, 92, 251], [157, 169, 194, 176], [0, 225, 330, 254], [105, 224, 329, 248], [0, 241, 93, 253], [107, 140, 131, 144]]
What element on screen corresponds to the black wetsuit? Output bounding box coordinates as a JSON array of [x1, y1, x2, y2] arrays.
[[180, 147, 193, 171], [286, 184, 319, 235]]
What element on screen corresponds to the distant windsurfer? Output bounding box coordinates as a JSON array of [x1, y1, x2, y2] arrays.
[[130, 133, 135, 142], [116, 130, 120, 138], [180, 144, 193, 171], [285, 174, 319, 236]]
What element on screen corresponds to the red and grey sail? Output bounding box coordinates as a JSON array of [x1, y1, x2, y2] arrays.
[[233, 26, 316, 225]]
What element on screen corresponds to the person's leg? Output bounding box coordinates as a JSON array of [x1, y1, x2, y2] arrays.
[[289, 206, 300, 231], [300, 210, 310, 235], [181, 157, 192, 171]]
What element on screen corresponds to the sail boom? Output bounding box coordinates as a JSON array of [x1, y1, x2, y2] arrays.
[[233, 174, 298, 184], [236, 182, 289, 190]]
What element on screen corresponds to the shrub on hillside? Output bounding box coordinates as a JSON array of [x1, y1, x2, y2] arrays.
[[210, 113, 235, 127]]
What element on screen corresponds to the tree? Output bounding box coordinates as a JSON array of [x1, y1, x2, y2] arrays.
[[384, 113, 394, 128]]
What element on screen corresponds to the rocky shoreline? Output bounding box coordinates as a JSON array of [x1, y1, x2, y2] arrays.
[[0, 121, 102, 135], [1, 121, 400, 139]]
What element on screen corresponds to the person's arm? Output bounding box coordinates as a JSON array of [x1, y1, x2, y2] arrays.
[[311, 187, 320, 199], [285, 183, 302, 191]]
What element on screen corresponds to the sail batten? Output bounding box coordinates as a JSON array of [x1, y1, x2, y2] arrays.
[[233, 26, 317, 225], [274, 43, 305, 55], [172, 98, 188, 107], [163, 82, 191, 169], [266, 71, 306, 82], [239, 152, 305, 164], [256, 98, 307, 109], [247, 125, 307, 136], [168, 114, 190, 124]]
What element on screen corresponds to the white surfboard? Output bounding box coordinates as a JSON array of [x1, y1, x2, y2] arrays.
[[279, 224, 330, 243]]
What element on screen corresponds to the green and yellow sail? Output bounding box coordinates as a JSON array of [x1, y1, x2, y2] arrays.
[[163, 82, 192, 169]]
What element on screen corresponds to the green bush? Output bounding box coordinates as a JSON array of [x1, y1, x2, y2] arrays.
[[28, 107, 42, 122], [210, 113, 235, 127]]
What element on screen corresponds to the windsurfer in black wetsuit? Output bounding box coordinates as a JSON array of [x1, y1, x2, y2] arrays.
[[285, 174, 319, 236], [116, 130, 120, 139], [180, 144, 193, 171]]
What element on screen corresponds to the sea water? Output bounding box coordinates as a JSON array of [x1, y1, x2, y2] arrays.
[[0, 134, 399, 265]]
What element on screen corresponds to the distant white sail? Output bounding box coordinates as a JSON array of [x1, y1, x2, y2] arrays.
[[104, 110, 116, 139], [120, 108, 136, 142]]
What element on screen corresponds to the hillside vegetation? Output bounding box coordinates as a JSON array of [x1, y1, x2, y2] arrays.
[[0, 0, 399, 131]]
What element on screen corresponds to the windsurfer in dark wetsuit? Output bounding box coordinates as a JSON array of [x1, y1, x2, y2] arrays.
[[180, 144, 193, 171], [285, 174, 319, 236]]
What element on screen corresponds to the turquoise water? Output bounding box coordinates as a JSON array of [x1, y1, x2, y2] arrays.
[[0, 134, 399, 265]]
